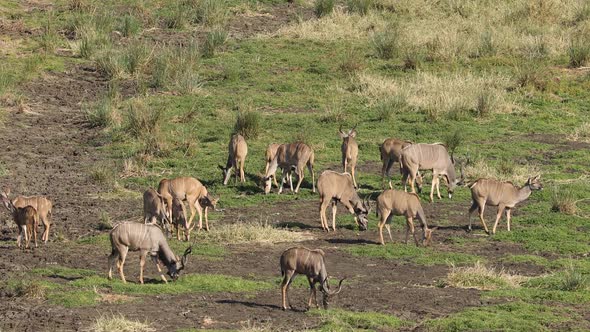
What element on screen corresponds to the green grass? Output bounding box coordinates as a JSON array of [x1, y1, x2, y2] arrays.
[[426, 302, 574, 332], [345, 243, 481, 266], [310, 308, 407, 331]]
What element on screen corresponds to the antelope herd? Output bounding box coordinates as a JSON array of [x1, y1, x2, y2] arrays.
[[0, 124, 544, 311]]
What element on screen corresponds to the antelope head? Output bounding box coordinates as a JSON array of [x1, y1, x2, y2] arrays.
[[320, 276, 345, 309], [353, 196, 371, 231], [168, 246, 192, 281], [199, 195, 220, 211], [526, 175, 543, 190], [262, 175, 273, 195], [0, 190, 14, 213], [447, 159, 466, 199], [338, 124, 357, 139], [422, 227, 437, 246]]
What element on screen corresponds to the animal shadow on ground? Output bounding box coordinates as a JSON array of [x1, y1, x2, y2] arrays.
[[276, 221, 317, 230], [326, 238, 379, 245], [217, 299, 300, 311]]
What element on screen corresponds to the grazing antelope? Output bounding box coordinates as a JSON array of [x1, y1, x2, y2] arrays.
[[468, 176, 543, 235], [401, 143, 464, 202], [158, 177, 219, 239], [317, 171, 369, 232], [375, 189, 434, 246], [265, 143, 283, 188], [280, 247, 344, 310], [143, 188, 169, 226], [108, 222, 191, 284], [219, 134, 248, 185], [1, 188, 52, 243], [1, 193, 38, 249], [171, 197, 189, 241], [380, 138, 420, 189], [263, 142, 315, 195], [339, 125, 359, 188]]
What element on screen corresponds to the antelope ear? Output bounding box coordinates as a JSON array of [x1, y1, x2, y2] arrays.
[[349, 130, 357, 138]]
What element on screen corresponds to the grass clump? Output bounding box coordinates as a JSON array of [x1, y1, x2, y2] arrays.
[[550, 185, 577, 215], [119, 15, 141, 37], [203, 28, 228, 58], [527, 265, 589, 292], [97, 211, 114, 230], [347, 0, 373, 16], [49, 289, 100, 308], [95, 51, 124, 80], [91, 314, 155, 332], [345, 243, 480, 266], [233, 105, 261, 139], [568, 35, 590, 68], [125, 99, 165, 154], [12, 280, 48, 299], [374, 95, 409, 122], [84, 97, 119, 128], [568, 122, 590, 143], [463, 159, 539, 184], [311, 308, 405, 331], [446, 261, 527, 290], [200, 222, 314, 245], [314, 0, 335, 17], [426, 302, 567, 331], [371, 25, 398, 59], [190, 0, 229, 27]]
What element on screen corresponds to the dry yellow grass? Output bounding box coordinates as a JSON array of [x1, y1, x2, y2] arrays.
[[354, 72, 513, 117], [567, 122, 590, 143], [464, 159, 540, 184], [200, 221, 314, 244], [446, 261, 528, 290], [89, 314, 155, 332]]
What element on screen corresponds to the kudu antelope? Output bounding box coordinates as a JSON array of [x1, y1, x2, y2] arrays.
[[375, 189, 434, 246], [401, 143, 464, 202], [158, 177, 219, 239], [263, 142, 315, 195], [339, 125, 359, 188], [219, 134, 248, 185], [1, 188, 52, 243], [143, 188, 169, 227], [280, 247, 344, 310], [1, 193, 38, 249], [380, 138, 422, 189], [108, 222, 192, 284], [468, 176, 543, 235], [171, 197, 189, 241], [265, 143, 283, 188], [317, 171, 369, 232]]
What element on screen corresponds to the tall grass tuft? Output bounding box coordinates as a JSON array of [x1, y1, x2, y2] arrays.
[[446, 261, 527, 290], [125, 100, 163, 139], [568, 122, 590, 143], [161, 4, 187, 29], [475, 88, 499, 118], [190, 0, 229, 27], [84, 97, 118, 128], [550, 185, 577, 215], [95, 51, 123, 80], [234, 105, 261, 139], [203, 29, 228, 58], [568, 35, 590, 68], [374, 95, 409, 122], [347, 0, 373, 15], [200, 221, 314, 244], [120, 15, 141, 37], [13, 280, 48, 299], [371, 25, 399, 59], [122, 41, 150, 76], [314, 0, 335, 17]]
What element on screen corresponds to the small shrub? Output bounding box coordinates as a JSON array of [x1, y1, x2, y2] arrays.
[[374, 95, 409, 121], [568, 36, 590, 68], [347, 0, 373, 15], [190, 0, 229, 27], [371, 26, 398, 59], [97, 211, 114, 230], [120, 15, 141, 37], [314, 0, 335, 17], [91, 314, 155, 332], [125, 100, 163, 139], [443, 130, 463, 158], [234, 106, 261, 139], [475, 88, 498, 118], [84, 97, 117, 128], [550, 185, 577, 215], [14, 280, 47, 299], [95, 50, 124, 80], [203, 29, 228, 58]]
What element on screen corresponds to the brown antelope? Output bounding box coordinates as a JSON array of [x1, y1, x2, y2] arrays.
[[380, 138, 418, 189], [143, 188, 169, 225], [263, 142, 315, 195], [375, 189, 434, 246], [219, 134, 248, 185], [280, 247, 344, 310], [339, 125, 359, 188], [1, 192, 38, 249], [265, 143, 283, 188], [171, 197, 189, 241], [108, 222, 192, 284], [317, 170, 369, 232], [158, 177, 219, 239], [1, 188, 52, 243], [468, 176, 543, 235], [400, 143, 464, 202]]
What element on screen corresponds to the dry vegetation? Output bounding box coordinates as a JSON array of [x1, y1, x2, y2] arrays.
[[464, 159, 540, 184], [446, 261, 528, 290], [90, 314, 155, 332], [200, 221, 314, 245]]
